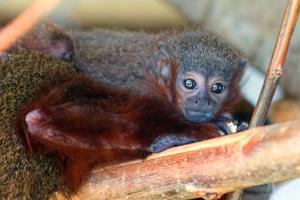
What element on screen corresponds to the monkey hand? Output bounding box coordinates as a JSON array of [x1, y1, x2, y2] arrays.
[[148, 134, 198, 153], [148, 123, 220, 153], [212, 114, 248, 135]]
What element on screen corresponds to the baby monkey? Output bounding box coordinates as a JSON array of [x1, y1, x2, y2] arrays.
[[148, 41, 246, 127], [17, 44, 223, 191], [10, 22, 247, 130], [9, 19, 248, 192]]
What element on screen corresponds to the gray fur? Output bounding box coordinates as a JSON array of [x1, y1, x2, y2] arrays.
[[71, 29, 158, 93], [70, 27, 245, 94]]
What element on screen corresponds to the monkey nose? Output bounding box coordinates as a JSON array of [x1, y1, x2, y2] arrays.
[[193, 96, 201, 104], [193, 97, 209, 105]]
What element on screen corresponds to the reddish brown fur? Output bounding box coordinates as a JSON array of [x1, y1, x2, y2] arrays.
[[16, 62, 221, 192]]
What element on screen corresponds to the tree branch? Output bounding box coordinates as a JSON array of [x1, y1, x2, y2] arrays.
[[54, 120, 300, 200]]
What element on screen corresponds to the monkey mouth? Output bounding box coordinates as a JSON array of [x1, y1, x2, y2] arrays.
[[185, 110, 213, 123]]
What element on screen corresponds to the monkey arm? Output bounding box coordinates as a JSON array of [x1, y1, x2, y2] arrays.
[[54, 120, 300, 200], [25, 109, 97, 153]]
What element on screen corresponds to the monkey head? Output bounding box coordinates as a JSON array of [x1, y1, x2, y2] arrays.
[[157, 31, 247, 123]]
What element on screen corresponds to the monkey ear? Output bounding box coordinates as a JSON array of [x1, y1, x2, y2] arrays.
[[11, 20, 74, 62], [146, 42, 178, 103], [155, 41, 172, 81]]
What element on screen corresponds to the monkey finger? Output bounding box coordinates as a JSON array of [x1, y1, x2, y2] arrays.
[[236, 121, 249, 132], [215, 122, 232, 135]]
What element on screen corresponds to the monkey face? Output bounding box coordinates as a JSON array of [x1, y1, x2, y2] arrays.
[[176, 71, 229, 123]]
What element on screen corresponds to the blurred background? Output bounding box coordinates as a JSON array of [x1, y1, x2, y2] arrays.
[[0, 0, 299, 199]]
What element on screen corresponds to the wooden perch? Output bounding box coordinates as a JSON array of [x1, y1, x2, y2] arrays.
[[54, 120, 300, 200]]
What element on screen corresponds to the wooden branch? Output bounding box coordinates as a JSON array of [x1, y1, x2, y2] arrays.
[[0, 0, 60, 53], [54, 120, 300, 200], [229, 1, 299, 199]]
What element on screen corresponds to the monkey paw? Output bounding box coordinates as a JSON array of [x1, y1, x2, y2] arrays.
[[148, 135, 196, 153], [213, 114, 248, 135]]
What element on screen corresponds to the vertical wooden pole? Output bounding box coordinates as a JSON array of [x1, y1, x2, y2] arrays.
[[227, 0, 300, 199]]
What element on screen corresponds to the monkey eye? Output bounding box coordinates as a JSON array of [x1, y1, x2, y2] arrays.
[[211, 82, 225, 94], [183, 79, 196, 89]]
